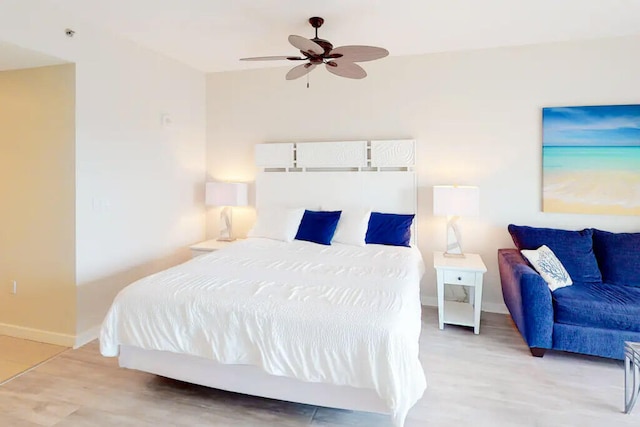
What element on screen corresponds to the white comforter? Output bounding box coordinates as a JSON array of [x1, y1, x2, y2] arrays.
[[100, 238, 426, 425]]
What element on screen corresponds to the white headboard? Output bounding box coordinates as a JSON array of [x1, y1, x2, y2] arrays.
[[254, 140, 417, 243]]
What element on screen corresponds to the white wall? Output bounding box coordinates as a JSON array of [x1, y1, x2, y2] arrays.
[[0, 0, 206, 345], [206, 35, 640, 313]]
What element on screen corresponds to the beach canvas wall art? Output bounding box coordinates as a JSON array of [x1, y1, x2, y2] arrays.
[[542, 105, 640, 215]]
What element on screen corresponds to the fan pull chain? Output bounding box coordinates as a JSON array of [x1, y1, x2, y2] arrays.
[[307, 73, 310, 89]]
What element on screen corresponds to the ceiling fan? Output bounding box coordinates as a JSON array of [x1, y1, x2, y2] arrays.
[[240, 17, 389, 81]]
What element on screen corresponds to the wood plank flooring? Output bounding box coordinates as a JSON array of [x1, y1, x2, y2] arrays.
[[0, 336, 67, 384], [1, 307, 639, 426]]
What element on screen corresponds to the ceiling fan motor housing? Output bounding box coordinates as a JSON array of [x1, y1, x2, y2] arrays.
[[309, 38, 333, 56]]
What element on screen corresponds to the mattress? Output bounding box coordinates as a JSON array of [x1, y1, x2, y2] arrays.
[[100, 238, 427, 425]]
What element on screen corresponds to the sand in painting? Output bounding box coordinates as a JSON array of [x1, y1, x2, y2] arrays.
[[543, 169, 640, 215]]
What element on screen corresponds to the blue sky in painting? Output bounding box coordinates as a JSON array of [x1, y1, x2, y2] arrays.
[[542, 105, 640, 147]]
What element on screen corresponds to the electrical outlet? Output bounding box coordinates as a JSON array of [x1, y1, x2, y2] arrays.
[[10, 280, 17, 295]]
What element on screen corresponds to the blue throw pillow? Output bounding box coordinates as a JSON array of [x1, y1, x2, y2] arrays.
[[508, 224, 602, 285], [592, 229, 640, 287], [295, 210, 341, 245], [365, 212, 414, 247]]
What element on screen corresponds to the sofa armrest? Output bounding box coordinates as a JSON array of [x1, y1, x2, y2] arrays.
[[498, 249, 553, 349]]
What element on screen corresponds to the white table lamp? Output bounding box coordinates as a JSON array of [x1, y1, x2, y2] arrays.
[[433, 185, 480, 257], [206, 182, 249, 241]]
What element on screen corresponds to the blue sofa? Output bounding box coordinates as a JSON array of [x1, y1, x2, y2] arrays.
[[499, 225, 640, 360]]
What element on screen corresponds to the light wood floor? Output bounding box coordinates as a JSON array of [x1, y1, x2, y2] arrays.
[[0, 336, 66, 384], [1, 307, 639, 426]]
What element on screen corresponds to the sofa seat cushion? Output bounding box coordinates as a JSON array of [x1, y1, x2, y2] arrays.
[[553, 283, 640, 332], [592, 229, 640, 287]]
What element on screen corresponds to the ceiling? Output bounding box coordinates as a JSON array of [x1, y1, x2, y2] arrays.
[[0, 41, 68, 71], [46, 0, 640, 72]]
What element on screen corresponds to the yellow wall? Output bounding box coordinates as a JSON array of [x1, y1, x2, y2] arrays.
[[0, 64, 76, 344]]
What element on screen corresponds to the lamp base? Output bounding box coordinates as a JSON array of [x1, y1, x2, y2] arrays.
[[444, 215, 465, 257], [218, 206, 234, 241]]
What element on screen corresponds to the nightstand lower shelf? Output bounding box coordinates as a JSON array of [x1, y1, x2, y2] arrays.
[[442, 301, 475, 327]]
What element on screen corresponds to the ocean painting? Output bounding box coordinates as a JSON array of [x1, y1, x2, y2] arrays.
[[542, 105, 640, 215]]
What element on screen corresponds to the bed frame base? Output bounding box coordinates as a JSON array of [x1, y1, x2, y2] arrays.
[[119, 346, 390, 416]]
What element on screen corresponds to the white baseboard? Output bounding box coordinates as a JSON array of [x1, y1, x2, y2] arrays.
[[421, 296, 435, 307], [0, 322, 75, 347], [482, 301, 509, 314], [421, 296, 508, 314], [74, 325, 101, 349]]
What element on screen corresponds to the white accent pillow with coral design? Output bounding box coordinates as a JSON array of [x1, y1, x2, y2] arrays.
[[521, 245, 573, 291]]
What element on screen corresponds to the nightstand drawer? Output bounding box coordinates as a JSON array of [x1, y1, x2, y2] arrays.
[[443, 270, 476, 286]]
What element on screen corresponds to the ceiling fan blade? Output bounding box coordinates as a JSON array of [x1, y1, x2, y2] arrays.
[[325, 61, 367, 79], [286, 63, 317, 80], [240, 55, 304, 61], [288, 35, 325, 56], [329, 46, 389, 62]]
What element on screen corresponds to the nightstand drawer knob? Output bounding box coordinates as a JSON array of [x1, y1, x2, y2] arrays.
[[457, 276, 462, 281]]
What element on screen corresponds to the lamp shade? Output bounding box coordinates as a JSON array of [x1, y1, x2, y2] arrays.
[[205, 182, 248, 207], [433, 185, 480, 217]]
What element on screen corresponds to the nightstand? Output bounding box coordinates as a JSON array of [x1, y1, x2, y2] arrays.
[[433, 252, 487, 334], [189, 239, 239, 258]]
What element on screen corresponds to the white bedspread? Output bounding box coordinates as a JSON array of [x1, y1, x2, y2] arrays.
[[100, 238, 427, 425]]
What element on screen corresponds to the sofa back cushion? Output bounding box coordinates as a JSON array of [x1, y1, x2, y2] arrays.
[[592, 229, 640, 287], [508, 225, 602, 285]]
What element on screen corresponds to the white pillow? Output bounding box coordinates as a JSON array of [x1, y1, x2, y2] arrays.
[[322, 206, 371, 246], [248, 207, 304, 242], [520, 245, 573, 291]]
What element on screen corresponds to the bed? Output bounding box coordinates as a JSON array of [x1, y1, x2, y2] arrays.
[[100, 140, 426, 426]]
